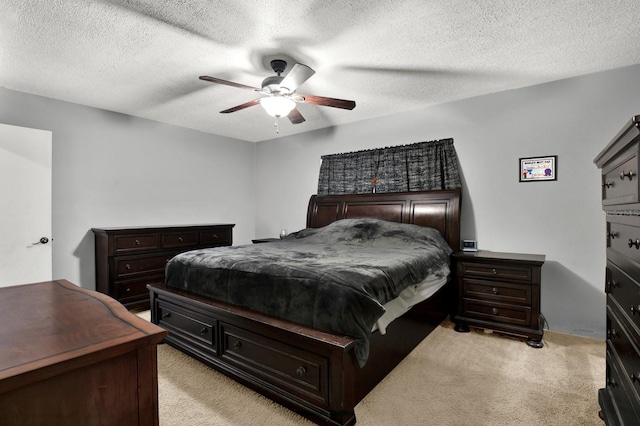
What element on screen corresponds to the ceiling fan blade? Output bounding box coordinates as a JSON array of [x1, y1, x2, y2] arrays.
[[220, 99, 261, 113], [279, 63, 315, 93], [297, 93, 356, 110], [199, 76, 260, 91], [288, 108, 305, 124]]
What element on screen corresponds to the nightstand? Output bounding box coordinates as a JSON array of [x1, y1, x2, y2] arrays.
[[452, 251, 546, 348]]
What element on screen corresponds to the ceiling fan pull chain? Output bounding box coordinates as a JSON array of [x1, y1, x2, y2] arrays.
[[274, 117, 280, 134]]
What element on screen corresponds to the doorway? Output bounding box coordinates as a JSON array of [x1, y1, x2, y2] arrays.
[[0, 123, 52, 287]]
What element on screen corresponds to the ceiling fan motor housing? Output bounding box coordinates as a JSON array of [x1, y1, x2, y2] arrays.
[[261, 75, 284, 92]]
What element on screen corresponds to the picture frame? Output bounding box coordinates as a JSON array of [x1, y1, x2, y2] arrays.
[[519, 155, 557, 182]]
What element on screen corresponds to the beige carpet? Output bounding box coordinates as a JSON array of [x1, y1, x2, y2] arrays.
[[137, 311, 605, 426]]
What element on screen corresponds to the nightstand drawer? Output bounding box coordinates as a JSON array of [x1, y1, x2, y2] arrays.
[[462, 278, 532, 305], [114, 233, 159, 253], [462, 299, 531, 327], [460, 262, 533, 283]]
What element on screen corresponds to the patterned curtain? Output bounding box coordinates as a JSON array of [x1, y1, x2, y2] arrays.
[[317, 138, 461, 195]]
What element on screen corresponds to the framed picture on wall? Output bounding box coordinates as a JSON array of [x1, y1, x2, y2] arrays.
[[519, 155, 557, 182]]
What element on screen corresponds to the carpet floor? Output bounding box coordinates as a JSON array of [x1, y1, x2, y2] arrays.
[[137, 311, 605, 425]]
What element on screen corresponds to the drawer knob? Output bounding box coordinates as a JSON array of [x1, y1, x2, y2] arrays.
[[233, 340, 242, 350], [606, 378, 617, 387], [213, 234, 219, 239], [134, 239, 140, 245], [178, 236, 184, 242], [606, 281, 617, 293], [607, 328, 618, 339], [620, 170, 635, 181], [607, 231, 617, 240], [632, 373, 640, 383], [492, 269, 497, 275], [199, 327, 208, 335], [162, 312, 171, 319], [603, 180, 614, 188], [125, 287, 131, 293], [492, 307, 498, 315], [296, 366, 307, 377], [491, 287, 498, 294], [631, 305, 640, 315], [628, 239, 640, 249], [125, 263, 131, 270]]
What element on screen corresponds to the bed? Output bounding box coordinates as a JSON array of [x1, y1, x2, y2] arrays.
[[148, 188, 461, 425]]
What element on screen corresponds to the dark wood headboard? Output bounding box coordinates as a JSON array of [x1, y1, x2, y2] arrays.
[[306, 188, 461, 251]]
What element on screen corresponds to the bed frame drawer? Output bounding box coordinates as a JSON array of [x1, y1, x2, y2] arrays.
[[157, 301, 218, 357], [220, 323, 329, 407]]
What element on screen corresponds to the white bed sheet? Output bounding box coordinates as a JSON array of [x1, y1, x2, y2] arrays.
[[373, 265, 449, 334]]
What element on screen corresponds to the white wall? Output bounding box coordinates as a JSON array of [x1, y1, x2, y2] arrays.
[[0, 88, 256, 290], [255, 64, 640, 339], [2, 64, 639, 339]]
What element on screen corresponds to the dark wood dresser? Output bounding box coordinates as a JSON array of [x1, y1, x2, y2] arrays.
[[452, 250, 546, 347], [594, 115, 640, 425], [0, 279, 167, 426], [93, 224, 234, 310]]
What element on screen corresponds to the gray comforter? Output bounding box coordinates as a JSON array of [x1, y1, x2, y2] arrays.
[[165, 218, 452, 366]]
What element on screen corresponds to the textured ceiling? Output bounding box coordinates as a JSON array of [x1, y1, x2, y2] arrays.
[[1, 1, 640, 142]]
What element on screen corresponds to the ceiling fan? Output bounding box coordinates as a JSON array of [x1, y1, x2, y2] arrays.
[[199, 60, 356, 131]]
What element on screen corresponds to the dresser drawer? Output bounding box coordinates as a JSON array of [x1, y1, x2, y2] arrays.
[[605, 347, 640, 424], [462, 299, 531, 327], [459, 262, 533, 283], [608, 303, 640, 387], [608, 221, 640, 265], [602, 151, 640, 206], [221, 323, 328, 406], [607, 261, 640, 331], [162, 231, 199, 249], [114, 276, 162, 301], [114, 254, 171, 279], [462, 278, 531, 305], [200, 228, 232, 246], [157, 301, 218, 355], [114, 233, 159, 253]]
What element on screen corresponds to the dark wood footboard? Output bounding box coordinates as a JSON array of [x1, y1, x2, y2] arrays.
[[149, 281, 451, 425]]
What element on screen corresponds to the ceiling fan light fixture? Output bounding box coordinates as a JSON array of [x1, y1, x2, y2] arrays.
[[260, 96, 296, 117]]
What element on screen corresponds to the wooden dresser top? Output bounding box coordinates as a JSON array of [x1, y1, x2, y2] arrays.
[[0, 279, 166, 393]]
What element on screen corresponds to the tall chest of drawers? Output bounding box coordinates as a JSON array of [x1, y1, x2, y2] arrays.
[[93, 224, 234, 310], [594, 115, 640, 425]]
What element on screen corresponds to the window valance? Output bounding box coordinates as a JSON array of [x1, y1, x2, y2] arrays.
[[317, 138, 461, 195]]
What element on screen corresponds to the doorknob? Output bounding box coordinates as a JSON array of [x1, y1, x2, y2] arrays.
[[32, 237, 50, 245]]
